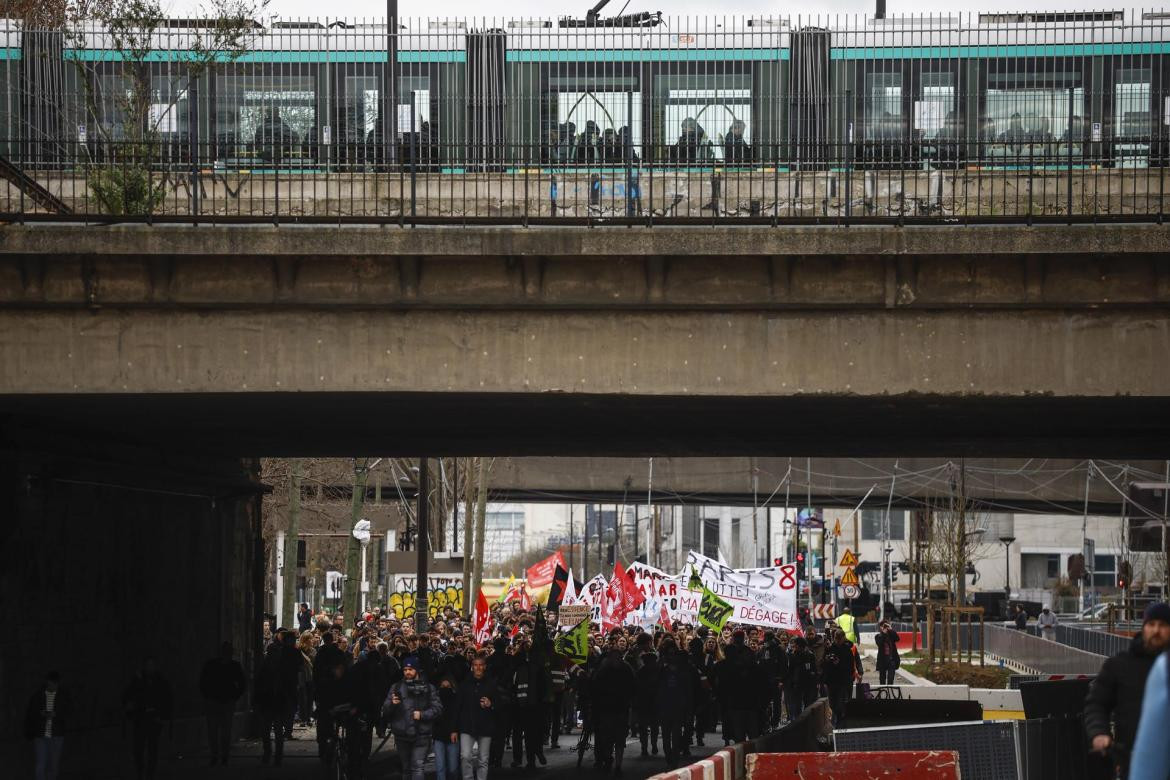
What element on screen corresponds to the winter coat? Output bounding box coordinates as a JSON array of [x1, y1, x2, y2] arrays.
[[25, 686, 73, 740], [313, 642, 348, 686], [346, 653, 388, 719], [716, 646, 763, 711], [455, 675, 503, 737], [786, 648, 818, 701], [199, 657, 247, 704], [822, 642, 856, 687], [655, 652, 697, 727], [590, 652, 635, 718], [634, 655, 661, 721], [383, 678, 443, 741], [433, 682, 459, 740], [1084, 635, 1160, 762], [254, 649, 293, 714], [874, 629, 901, 671]]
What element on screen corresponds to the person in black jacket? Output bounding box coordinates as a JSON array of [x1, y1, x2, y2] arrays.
[[591, 636, 636, 775], [507, 640, 549, 769], [383, 656, 442, 780], [1084, 602, 1170, 778], [198, 642, 246, 766], [718, 631, 764, 744], [822, 630, 858, 727], [455, 656, 502, 780], [313, 654, 348, 764], [432, 675, 460, 780], [656, 637, 697, 768], [254, 644, 290, 766], [26, 670, 71, 780], [343, 648, 387, 780], [874, 621, 901, 686], [123, 657, 173, 780], [785, 636, 817, 720], [634, 651, 661, 757]]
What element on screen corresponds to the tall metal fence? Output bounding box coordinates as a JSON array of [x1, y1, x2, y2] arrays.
[[0, 11, 1169, 223], [1050, 623, 1136, 657], [984, 623, 1108, 675]]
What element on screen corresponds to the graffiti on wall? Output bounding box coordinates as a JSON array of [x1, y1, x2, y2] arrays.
[[389, 574, 464, 619]]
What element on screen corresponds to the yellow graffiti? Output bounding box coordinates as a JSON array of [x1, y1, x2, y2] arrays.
[[388, 584, 463, 619]]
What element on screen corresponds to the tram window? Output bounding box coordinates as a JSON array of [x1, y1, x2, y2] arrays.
[[343, 76, 380, 145], [215, 74, 317, 164], [865, 72, 902, 141], [914, 73, 955, 140], [658, 74, 753, 164], [984, 86, 1083, 152], [1115, 69, 1151, 139], [546, 78, 641, 166], [95, 75, 134, 140]]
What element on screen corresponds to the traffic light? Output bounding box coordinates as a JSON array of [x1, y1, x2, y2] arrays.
[[1118, 560, 1133, 589], [796, 552, 806, 578], [773, 557, 783, 567]]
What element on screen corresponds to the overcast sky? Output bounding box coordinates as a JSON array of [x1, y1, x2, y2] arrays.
[[167, 0, 1114, 21]]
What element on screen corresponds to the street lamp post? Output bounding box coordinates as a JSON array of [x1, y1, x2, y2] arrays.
[[999, 536, 1016, 611]]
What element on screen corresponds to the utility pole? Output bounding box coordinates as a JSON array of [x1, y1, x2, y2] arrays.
[[568, 505, 575, 578], [752, 460, 760, 567], [462, 459, 473, 616], [342, 458, 370, 621], [416, 456, 430, 633], [471, 457, 488, 612], [583, 506, 590, 582], [283, 458, 302, 627]]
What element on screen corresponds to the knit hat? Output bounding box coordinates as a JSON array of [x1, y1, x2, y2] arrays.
[[1143, 602, 1170, 625], [403, 656, 420, 670]]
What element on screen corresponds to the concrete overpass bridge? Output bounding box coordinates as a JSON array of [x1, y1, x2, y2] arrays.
[[2, 220, 1168, 767]]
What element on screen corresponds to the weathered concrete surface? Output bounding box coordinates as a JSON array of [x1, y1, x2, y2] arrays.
[[0, 308, 1166, 397], [3, 221, 1170, 258]]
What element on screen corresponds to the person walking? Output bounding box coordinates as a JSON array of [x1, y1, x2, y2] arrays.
[[198, 642, 246, 766], [1085, 602, 1170, 779], [1013, 604, 1029, 630], [26, 671, 71, 780], [655, 637, 696, 769], [432, 675, 460, 780], [122, 658, 173, 780], [1129, 648, 1170, 780], [785, 636, 817, 721], [455, 655, 502, 780], [254, 644, 290, 766], [873, 621, 901, 686], [383, 656, 442, 780], [1037, 606, 1058, 641], [634, 650, 661, 758], [823, 630, 858, 728], [591, 636, 635, 775]]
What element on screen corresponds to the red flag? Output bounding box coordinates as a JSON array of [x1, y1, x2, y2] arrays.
[[615, 562, 646, 614], [526, 550, 568, 589], [472, 589, 494, 647]]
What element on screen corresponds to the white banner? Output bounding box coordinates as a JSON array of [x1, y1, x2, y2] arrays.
[[681, 550, 800, 632], [626, 561, 700, 623], [579, 574, 608, 625]]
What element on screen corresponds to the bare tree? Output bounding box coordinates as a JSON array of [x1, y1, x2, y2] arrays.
[[919, 461, 995, 606]]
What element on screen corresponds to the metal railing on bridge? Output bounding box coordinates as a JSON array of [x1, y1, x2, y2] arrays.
[[2, 10, 1170, 224], [984, 623, 1108, 675]]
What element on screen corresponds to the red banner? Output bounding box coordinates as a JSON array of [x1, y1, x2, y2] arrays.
[[472, 589, 494, 646], [525, 550, 568, 589]]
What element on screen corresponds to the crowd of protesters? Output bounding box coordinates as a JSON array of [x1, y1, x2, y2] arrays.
[[238, 598, 870, 778]]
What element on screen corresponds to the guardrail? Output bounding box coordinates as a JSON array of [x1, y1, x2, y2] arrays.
[[984, 624, 1107, 675], [3, 11, 1170, 225], [1048, 623, 1135, 657]]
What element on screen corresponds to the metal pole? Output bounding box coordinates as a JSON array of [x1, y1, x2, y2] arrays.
[[452, 459, 459, 554], [275, 529, 285, 629], [416, 457, 430, 633], [1080, 463, 1091, 612], [360, 539, 369, 614], [385, 0, 398, 167], [647, 458, 654, 566], [807, 458, 814, 615], [752, 460, 760, 567], [568, 505, 574, 580], [880, 460, 898, 622]]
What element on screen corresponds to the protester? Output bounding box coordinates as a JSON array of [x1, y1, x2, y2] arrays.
[[384, 656, 442, 780], [591, 635, 635, 775], [1085, 602, 1170, 778], [455, 655, 501, 780], [122, 658, 173, 780], [254, 644, 290, 766], [26, 671, 71, 780], [656, 636, 696, 768], [1013, 604, 1029, 630], [198, 642, 246, 767]]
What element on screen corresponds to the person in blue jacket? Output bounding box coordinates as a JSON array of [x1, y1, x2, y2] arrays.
[[1129, 649, 1170, 780]]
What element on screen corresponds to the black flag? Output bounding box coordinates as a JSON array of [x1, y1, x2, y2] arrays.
[[548, 564, 570, 607]]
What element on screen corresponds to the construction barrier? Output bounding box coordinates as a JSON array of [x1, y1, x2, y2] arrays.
[[747, 751, 961, 779], [647, 699, 832, 780]]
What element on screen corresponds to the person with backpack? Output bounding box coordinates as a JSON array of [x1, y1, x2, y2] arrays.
[[383, 657, 443, 780]]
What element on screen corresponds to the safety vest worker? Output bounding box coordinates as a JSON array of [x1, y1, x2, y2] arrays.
[[837, 607, 857, 643]]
